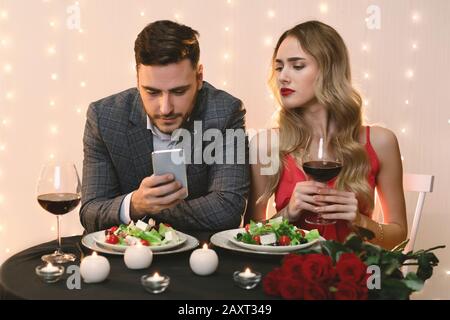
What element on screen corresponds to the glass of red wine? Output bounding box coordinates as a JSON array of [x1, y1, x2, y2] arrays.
[[37, 161, 81, 263], [302, 136, 343, 225]]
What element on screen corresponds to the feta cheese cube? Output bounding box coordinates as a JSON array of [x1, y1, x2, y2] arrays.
[[136, 220, 150, 231], [164, 231, 179, 242], [260, 233, 277, 245]]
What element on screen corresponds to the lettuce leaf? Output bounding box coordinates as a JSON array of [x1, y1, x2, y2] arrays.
[[305, 229, 320, 242], [158, 223, 173, 237], [141, 229, 162, 245]]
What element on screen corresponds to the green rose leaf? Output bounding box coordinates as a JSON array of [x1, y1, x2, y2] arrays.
[[403, 273, 424, 291], [378, 278, 412, 300], [320, 240, 351, 263], [344, 234, 363, 251]]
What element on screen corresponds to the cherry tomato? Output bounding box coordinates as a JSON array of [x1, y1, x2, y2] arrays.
[[105, 226, 118, 236], [108, 226, 118, 233], [296, 229, 306, 237], [278, 235, 291, 246], [245, 224, 251, 232], [252, 235, 261, 244], [105, 234, 119, 244], [140, 239, 150, 246]]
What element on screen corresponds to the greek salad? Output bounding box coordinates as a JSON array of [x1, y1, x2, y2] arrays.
[[104, 219, 180, 247], [236, 217, 320, 246]]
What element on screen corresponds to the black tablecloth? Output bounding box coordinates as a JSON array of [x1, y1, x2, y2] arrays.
[[0, 232, 282, 300]]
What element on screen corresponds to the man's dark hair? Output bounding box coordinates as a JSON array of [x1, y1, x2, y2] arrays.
[[134, 20, 200, 69]]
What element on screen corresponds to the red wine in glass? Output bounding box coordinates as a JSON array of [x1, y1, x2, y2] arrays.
[[37, 193, 81, 215], [37, 162, 81, 264], [302, 137, 343, 225], [302, 161, 343, 183]]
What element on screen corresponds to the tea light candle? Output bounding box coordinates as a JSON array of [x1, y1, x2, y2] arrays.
[[124, 242, 153, 269], [42, 262, 59, 273], [141, 272, 170, 294], [35, 262, 65, 283], [189, 243, 219, 276], [148, 272, 164, 282], [80, 251, 110, 283], [239, 267, 256, 278], [233, 267, 261, 290]]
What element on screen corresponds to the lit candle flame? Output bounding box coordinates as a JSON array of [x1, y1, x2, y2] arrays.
[[202, 243, 208, 250], [92, 251, 98, 257], [150, 272, 163, 281], [245, 268, 251, 274], [42, 262, 58, 272]]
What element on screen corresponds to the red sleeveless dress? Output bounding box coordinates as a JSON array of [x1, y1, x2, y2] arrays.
[[274, 126, 380, 242]]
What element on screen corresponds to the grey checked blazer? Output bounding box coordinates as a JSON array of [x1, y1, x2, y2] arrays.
[[80, 81, 250, 233]]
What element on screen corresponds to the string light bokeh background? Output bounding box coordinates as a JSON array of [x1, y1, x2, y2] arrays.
[[1, 0, 449, 297]]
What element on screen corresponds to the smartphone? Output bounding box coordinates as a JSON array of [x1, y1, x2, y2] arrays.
[[151, 148, 188, 199]]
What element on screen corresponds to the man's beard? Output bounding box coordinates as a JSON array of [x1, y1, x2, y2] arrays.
[[152, 112, 188, 134], [154, 113, 184, 121], [146, 83, 199, 134]]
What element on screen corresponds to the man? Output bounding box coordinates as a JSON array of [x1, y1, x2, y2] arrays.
[[80, 20, 249, 233]]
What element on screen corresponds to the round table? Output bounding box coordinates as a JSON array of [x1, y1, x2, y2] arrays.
[[0, 232, 282, 300]]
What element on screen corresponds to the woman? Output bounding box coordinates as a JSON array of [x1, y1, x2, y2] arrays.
[[247, 21, 407, 249]]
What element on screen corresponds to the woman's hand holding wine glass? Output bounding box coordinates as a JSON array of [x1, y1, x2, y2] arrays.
[[284, 180, 327, 221], [312, 188, 360, 223], [301, 136, 344, 225]]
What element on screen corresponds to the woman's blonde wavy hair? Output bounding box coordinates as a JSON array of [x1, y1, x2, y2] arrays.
[[262, 20, 374, 213]]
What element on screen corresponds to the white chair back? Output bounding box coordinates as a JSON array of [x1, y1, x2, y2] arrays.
[[402, 173, 434, 253]]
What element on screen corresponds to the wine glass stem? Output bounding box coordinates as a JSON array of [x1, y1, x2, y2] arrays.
[[56, 215, 62, 254]]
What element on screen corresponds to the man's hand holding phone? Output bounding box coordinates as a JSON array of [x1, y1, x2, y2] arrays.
[[130, 174, 188, 220]]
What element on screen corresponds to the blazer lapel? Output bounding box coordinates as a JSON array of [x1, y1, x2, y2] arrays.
[[127, 92, 154, 183]]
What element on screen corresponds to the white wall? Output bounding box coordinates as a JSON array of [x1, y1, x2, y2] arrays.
[[0, 0, 449, 294]]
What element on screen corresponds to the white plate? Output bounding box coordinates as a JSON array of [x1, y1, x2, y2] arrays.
[[211, 228, 323, 255], [82, 231, 198, 255]]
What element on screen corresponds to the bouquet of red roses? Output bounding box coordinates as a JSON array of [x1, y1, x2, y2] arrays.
[[263, 232, 444, 300], [264, 252, 369, 300]]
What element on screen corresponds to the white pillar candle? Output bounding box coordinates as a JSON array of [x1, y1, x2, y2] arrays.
[[189, 243, 219, 276], [124, 243, 153, 269], [80, 251, 110, 283]]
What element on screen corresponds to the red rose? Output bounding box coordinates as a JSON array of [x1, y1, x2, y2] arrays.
[[303, 281, 330, 300], [263, 269, 281, 296], [279, 279, 304, 300], [263, 267, 291, 296], [301, 254, 335, 283], [335, 253, 368, 284], [282, 254, 305, 280], [282, 253, 304, 265], [334, 281, 368, 300]]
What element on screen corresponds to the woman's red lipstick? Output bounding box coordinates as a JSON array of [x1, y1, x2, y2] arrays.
[[280, 88, 295, 96]]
